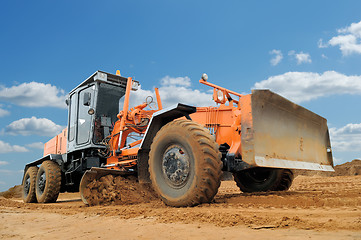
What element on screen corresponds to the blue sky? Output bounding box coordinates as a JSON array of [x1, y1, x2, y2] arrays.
[[1, 1, 361, 191]]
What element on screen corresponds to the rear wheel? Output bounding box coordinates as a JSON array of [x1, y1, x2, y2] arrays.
[[149, 119, 222, 207], [36, 161, 61, 203], [22, 166, 39, 203], [233, 168, 293, 193]]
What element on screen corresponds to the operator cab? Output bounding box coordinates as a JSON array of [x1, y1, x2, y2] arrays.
[[65, 71, 139, 153]]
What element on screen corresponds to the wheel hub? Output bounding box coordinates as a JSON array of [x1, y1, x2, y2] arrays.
[[24, 176, 30, 195], [38, 172, 46, 193], [162, 145, 190, 187]]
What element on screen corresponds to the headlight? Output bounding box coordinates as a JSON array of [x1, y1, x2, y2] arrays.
[[217, 89, 224, 102], [88, 108, 95, 115], [202, 73, 208, 81], [131, 81, 139, 91], [94, 72, 107, 81]]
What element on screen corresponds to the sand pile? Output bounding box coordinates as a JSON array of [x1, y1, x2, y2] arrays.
[[82, 174, 158, 206], [333, 159, 361, 176], [0, 185, 22, 199], [295, 159, 361, 177]]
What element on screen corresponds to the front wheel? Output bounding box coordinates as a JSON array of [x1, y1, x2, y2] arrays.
[[149, 119, 222, 207], [233, 168, 294, 193], [35, 161, 61, 203]]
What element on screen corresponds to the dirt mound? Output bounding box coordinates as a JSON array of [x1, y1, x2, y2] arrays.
[[295, 159, 361, 177], [334, 159, 361, 176], [0, 185, 22, 199], [82, 174, 159, 206]]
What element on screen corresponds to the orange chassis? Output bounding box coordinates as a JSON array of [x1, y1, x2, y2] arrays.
[[105, 75, 243, 172]]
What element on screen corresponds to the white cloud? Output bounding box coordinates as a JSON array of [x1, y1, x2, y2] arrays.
[[0, 108, 10, 117], [288, 50, 312, 64], [329, 34, 361, 55], [160, 76, 191, 87], [253, 71, 361, 103], [269, 49, 283, 66], [330, 123, 361, 152], [0, 82, 67, 109], [0, 169, 23, 175], [26, 142, 44, 149], [0, 140, 28, 153], [321, 20, 361, 56], [128, 76, 214, 109], [0, 161, 9, 166], [318, 39, 328, 48], [321, 54, 328, 59], [5, 116, 64, 136], [338, 20, 361, 37], [0, 181, 5, 185], [332, 157, 343, 165]]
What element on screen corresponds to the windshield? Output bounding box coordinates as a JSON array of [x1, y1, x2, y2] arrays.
[[93, 83, 125, 143]]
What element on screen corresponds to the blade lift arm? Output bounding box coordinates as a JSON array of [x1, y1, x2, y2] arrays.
[[199, 76, 243, 108], [102, 77, 162, 171]]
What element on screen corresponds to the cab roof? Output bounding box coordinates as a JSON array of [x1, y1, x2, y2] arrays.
[[69, 70, 139, 94]]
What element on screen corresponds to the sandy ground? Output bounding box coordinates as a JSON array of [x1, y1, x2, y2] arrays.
[[1, 175, 361, 239]]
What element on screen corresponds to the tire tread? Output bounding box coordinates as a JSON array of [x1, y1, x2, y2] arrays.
[[149, 119, 222, 207], [233, 168, 294, 193], [22, 166, 39, 203], [36, 161, 61, 203]]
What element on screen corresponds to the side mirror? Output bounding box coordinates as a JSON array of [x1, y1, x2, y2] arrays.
[[65, 99, 70, 106], [83, 92, 91, 106]]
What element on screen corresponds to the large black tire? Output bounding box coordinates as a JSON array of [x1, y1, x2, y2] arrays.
[[22, 166, 39, 203], [35, 161, 61, 203], [233, 168, 294, 193], [274, 169, 294, 191], [149, 119, 222, 207]]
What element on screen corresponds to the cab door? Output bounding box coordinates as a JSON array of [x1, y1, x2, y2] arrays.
[[76, 86, 94, 145]]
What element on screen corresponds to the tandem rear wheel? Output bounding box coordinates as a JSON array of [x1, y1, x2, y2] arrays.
[[22, 166, 39, 203], [22, 160, 62, 203]]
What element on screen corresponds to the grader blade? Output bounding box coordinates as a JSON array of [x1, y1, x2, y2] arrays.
[[79, 167, 132, 204], [240, 90, 333, 171]]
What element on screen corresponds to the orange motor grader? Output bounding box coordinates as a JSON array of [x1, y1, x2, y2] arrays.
[[22, 70, 333, 207]]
